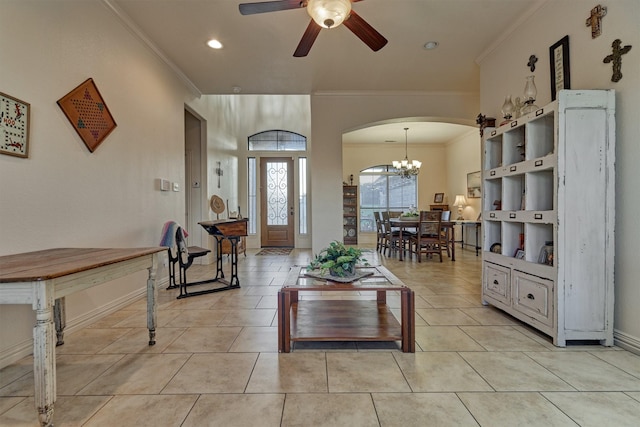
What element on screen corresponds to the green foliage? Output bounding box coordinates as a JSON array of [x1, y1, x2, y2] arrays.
[[307, 241, 369, 277]]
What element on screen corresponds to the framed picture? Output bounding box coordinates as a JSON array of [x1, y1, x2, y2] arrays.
[[467, 171, 481, 198], [0, 92, 30, 158], [57, 78, 117, 153], [549, 35, 570, 101], [514, 249, 525, 260], [434, 193, 444, 203]]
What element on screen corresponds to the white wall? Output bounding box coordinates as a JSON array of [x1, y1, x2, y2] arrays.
[[0, 1, 193, 366], [478, 0, 640, 349], [186, 94, 312, 250], [446, 130, 482, 221]]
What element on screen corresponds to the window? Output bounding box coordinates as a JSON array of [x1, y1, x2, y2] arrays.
[[299, 157, 308, 234], [359, 165, 418, 232], [246, 131, 309, 237], [248, 130, 306, 151], [247, 157, 257, 234]]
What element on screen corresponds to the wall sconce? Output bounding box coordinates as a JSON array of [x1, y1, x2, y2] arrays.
[[453, 194, 467, 220]]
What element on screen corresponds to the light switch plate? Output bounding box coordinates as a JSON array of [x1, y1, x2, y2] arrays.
[[172, 182, 180, 192]]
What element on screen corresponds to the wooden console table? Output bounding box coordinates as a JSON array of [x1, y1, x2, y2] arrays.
[[454, 220, 481, 256], [278, 266, 415, 352], [0, 247, 164, 427]]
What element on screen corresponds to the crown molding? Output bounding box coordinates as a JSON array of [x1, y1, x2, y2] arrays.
[[101, 0, 202, 97]]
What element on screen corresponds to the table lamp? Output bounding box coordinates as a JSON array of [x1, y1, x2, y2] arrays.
[[453, 194, 467, 220]]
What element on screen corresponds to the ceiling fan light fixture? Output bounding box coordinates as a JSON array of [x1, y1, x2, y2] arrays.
[[423, 41, 439, 50], [307, 0, 352, 29]]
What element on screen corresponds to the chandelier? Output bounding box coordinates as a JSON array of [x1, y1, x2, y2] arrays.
[[392, 127, 422, 179]]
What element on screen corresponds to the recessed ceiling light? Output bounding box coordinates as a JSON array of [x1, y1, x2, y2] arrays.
[[207, 39, 223, 49], [423, 41, 439, 50]]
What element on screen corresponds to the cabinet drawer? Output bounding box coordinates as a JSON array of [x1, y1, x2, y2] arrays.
[[483, 262, 510, 304], [512, 271, 554, 326]]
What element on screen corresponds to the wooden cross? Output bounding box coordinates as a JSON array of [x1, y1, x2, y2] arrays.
[[603, 39, 632, 82], [586, 5, 607, 38], [527, 55, 538, 72]]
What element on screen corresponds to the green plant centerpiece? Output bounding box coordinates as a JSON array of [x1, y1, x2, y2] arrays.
[[400, 206, 419, 219], [307, 241, 369, 277]]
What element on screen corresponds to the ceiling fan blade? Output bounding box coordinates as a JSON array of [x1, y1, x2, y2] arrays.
[[239, 0, 305, 15], [293, 19, 322, 57], [343, 9, 388, 52]]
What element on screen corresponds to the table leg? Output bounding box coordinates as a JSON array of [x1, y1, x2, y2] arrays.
[[228, 237, 240, 288], [451, 228, 456, 261], [147, 253, 159, 345], [33, 281, 56, 427], [398, 228, 404, 261], [215, 237, 225, 280], [281, 291, 291, 353], [400, 289, 415, 352], [53, 297, 66, 346]]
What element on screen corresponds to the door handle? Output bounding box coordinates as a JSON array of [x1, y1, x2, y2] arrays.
[[290, 207, 294, 216]]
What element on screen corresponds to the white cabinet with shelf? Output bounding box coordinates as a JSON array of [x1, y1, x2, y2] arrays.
[[481, 90, 615, 346]]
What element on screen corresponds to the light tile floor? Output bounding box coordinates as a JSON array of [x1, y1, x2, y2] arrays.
[[2, 248, 640, 426]]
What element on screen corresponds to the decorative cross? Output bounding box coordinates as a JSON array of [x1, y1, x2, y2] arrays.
[[603, 39, 632, 82], [527, 55, 538, 72], [586, 5, 607, 38]]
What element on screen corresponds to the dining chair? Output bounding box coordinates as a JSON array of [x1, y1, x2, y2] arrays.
[[441, 210, 452, 258], [373, 211, 385, 252], [381, 211, 402, 257], [410, 211, 446, 262]]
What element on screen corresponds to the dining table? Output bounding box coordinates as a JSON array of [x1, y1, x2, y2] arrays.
[[389, 218, 456, 261]]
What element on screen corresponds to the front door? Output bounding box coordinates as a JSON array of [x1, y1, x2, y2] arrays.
[[260, 157, 294, 247]]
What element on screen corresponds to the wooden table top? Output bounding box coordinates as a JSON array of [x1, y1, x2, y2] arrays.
[[283, 266, 408, 291], [199, 218, 248, 237], [0, 247, 165, 282]]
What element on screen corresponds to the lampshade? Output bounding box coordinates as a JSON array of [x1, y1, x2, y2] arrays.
[[307, 0, 352, 29], [453, 194, 467, 220], [453, 195, 467, 206]]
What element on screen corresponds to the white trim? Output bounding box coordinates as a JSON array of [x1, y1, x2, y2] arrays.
[[0, 337, 33, 369], [614, 330, 640, 356], [475, 0, 548, 65]]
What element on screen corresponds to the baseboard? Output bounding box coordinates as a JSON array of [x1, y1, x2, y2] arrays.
[[0, 337, 34, 370], [0, 276, 169, 369], [614, 329, 640, 355]]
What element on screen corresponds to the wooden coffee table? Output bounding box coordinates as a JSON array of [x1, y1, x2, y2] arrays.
[[277, 265, 415, 352]]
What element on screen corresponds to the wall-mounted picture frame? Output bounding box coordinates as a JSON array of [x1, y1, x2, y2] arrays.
[[467, 171, 481, 198], [549, 35, 571, 101], [57, 78, 117, 153], [434, 193, 444, 203], [0, 91, 30, 158]]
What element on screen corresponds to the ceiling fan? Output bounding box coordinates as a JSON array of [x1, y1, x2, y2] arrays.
[[239, 0, 388, 57]]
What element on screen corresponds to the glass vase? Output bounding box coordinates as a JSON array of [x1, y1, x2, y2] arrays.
[[501, 95, 514, 121], [521, 75, 539, 114]]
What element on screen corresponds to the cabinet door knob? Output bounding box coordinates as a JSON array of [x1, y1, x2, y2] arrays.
[[493, 280, 499, 285], [527, 293, 535, 300]]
